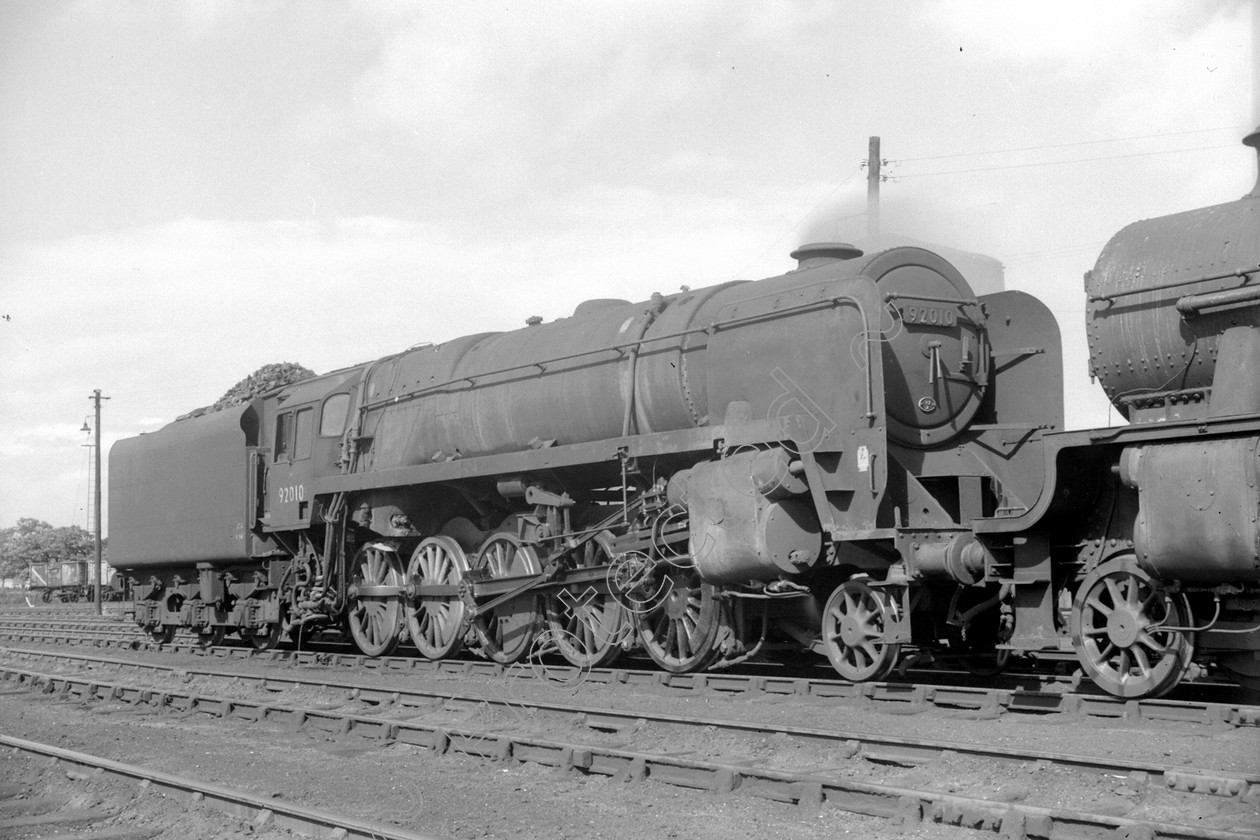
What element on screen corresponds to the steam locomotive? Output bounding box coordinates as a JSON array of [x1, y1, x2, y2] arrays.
[[109, 129, 1260, 699]]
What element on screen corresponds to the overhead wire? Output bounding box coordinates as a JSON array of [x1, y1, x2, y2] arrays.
[[892, 143, 1240, 179], [839, 128, 1247, 270], [891, 125, 1248, 164], [746, 128, 1248, 271]]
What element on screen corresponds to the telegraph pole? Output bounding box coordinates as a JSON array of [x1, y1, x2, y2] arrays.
[[89, 389, 109, 614], [867, 135, 881, 244]]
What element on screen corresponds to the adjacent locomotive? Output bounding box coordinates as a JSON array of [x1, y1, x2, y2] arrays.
[[109, 129, 1260, 699], [1040, 127, 1260, 696]]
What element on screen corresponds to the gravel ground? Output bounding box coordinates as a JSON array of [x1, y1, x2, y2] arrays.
[[2, 692, 985, 840]]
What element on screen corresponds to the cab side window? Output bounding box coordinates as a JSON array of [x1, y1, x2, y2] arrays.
[[320, 393, 350, 437], [294, 408, 313, 460], [274, 412, 292, 461]]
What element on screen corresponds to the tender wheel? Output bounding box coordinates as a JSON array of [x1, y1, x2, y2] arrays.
[[545, 532, 629, 668], [248, 622, 283, 651], [635, 566, 721, 673], [405, 536, 469, 660], [347, 543, 405, 657], [1216, 653, 1260, 693], [471, 534, 542, 665], [1070, 557, 1194, 699], [946, 584, 1011, 677], [821, 577, 902, 682], [195, 625, 226, 648], [148, 625, 176, 645]]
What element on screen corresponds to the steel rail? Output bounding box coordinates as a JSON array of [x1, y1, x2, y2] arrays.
[[0, 615, 1093, 688], [1, 666, 1255, 840], [0, 622, 1256, 727], [0, 733, 446, 840], [2, 647, 1255, 802]]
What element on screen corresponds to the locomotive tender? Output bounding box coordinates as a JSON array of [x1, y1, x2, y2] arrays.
[[109, 130, 1260, 698]]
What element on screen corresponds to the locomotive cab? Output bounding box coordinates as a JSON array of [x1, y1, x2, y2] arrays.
[[259, 366, 365, 532]]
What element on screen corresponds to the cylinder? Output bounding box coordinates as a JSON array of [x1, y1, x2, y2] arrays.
[[1125, 439, 1260, 583], [682, 450, 822, 584]]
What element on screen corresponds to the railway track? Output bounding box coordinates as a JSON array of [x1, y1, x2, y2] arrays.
[[1, 656, 1256, 840], [0, 617, 1256, 728], [2, 644, 1256, 802], [0, 734, 444, 840]]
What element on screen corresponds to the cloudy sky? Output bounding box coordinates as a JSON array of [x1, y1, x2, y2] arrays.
[[0, 0, 1255, 532]]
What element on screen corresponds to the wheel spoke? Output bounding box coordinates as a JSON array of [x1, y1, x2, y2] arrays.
[[1134, 629, 1168, 655], [1085, 595, 1113, 618], [663, 619, 679, 659], [1138, 587, 1164, 616], [580, 614, 596, 651], [1132, 645, 1153, 677], [652, 610, 669, 640], [1124, 577, 1143, 609]]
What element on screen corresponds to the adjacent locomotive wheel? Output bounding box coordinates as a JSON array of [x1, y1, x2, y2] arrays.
[[1070, 557, 1194, 699], [148, 625, 176, 646], [821, 577, 902, 682], [635, 566, 721, 674], [347, 543, 406, 657], [946, 584, 1011, 677], [195, 625, 226, 648], [405, 536, 469, 661], [545, 532, 628, 668], [471, 534, 542, 665]]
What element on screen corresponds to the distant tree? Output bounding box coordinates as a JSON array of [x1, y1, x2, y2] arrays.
[[0, 519, 100, 583]]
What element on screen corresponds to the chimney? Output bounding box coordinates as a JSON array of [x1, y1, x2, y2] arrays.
[[790, 242, 863, 270]]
